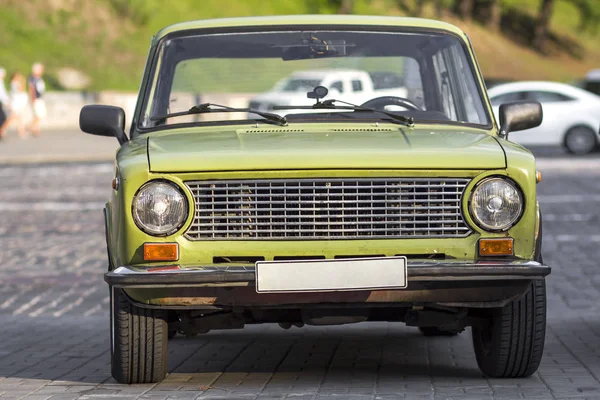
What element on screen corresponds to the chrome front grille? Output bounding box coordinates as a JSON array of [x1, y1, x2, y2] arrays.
[[185, 178, 471, 240]]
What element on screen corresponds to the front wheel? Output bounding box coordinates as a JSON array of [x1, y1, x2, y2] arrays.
[[471, 279, 546, 378], [110, 287, 169, 383], [564, 126, 597, 155]]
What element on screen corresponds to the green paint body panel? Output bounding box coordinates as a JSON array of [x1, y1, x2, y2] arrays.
[[147, 125, 505, 172], [108, 129, 537, 269], [101, 16, 541, 306]]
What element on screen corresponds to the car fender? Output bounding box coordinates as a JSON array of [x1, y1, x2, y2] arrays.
[[103, 205, 116, 271], [535, 201, 542, 261]]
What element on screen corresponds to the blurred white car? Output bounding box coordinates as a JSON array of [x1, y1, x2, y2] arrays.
[[488, 81, 600, 154], [249, 69, 408, 112]]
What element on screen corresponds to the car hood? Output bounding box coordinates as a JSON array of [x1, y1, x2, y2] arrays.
[[147, 126, 505, 172]]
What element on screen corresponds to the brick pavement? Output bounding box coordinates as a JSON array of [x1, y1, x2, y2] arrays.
[[0, 129, 118, 164], [0, 157, 600, 399]]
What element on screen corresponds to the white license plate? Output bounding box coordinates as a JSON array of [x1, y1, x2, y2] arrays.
[[255, 256, 407, 293]]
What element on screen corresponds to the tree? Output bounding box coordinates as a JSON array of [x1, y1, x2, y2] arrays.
[[337, 0, 353, 14], [488, 0, 502, 31], [436, 0, 449, 18], [569, 0, 600, 35], [533, 0, 555, 52], [455, 0, 475, 21], [473, 0, 502, 31], [415, 0, 426, 16]]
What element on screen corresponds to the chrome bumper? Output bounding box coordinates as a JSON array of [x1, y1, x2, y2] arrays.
[[105, 260, 550, 289]]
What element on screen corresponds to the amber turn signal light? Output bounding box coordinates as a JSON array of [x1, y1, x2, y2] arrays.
[[479, 238, 513, 256], [536, 171, 542, 183], [143, 243, 179, 261]]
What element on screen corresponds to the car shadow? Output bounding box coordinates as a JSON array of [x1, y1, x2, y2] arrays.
[[166, 325, 482, 379], [2, 316, 483, 386]]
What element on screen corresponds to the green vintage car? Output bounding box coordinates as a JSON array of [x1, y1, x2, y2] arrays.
[[80, 15, 550, 383]]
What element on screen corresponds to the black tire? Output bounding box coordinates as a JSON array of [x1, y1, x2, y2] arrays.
[[419, 327, 460, 336], [471, 278, 546, 378], [110, 287, 168, 383], [564, 125, 597, 155]]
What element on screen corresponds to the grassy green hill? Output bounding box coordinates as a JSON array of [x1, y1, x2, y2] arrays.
[[0, 0, 597, 90]]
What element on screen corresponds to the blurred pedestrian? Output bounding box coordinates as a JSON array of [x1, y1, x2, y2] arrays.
[[28, 62, 46, 137], [0, 72, 29, 138], [0, 68, 8, 139]]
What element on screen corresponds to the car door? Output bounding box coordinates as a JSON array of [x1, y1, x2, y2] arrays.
[[490, 90, 574, 146], [517, 90, 577, 146]]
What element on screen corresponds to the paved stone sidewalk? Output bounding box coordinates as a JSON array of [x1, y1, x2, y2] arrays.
[[1, 160, 600, 399], [0, 129, 118, 164]]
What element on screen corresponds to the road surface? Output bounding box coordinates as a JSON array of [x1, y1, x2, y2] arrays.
[[1, 154, 600, 399]]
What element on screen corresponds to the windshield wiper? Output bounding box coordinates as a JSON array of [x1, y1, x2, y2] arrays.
[[273, 99, 414, 127], [151, 103, 288, 126]]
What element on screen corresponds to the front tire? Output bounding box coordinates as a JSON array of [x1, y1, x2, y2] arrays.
[[564, 125, 597, 155], [110, 288, 168, 383], [471, 279, 546, 378]]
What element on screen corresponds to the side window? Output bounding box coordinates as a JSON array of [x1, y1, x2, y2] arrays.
[[524, 91, 575, 103], [330, 81, 344, 94], [490, 92, 525, 106], [351, 80, 363, 92]]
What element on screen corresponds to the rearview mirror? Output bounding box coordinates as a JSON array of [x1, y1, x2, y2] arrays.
[[79, 105, 128, 145], [498, 101, 543, 139], [280, 34, 350, 61]]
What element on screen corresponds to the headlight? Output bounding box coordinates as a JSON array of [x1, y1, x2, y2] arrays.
[[470, 177, 523, 231], [132, 181, 188, 236]]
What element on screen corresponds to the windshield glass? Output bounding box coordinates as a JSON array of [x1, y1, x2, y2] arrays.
[[280, 78, 322, 92], [140, 29, 490, 128]]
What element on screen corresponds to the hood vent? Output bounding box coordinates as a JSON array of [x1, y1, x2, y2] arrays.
[[330, 128, 393, 132], [238, 129, 304, 134], [237, 128, 394, 134]]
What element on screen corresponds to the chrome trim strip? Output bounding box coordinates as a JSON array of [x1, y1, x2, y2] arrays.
[[106, 260, 551, 288]]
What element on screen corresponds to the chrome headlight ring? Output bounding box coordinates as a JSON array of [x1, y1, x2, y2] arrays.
[[132, 180, 188, 236], [469, 177, 524, 232]]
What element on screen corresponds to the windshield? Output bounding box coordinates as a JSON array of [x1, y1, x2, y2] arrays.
[[140, 28, 490, 128]]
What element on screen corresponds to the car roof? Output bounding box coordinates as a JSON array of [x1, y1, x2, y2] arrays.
[[487, 81, 598, 100], [155, 15, 466, 40], [586, 69, 600, 81]]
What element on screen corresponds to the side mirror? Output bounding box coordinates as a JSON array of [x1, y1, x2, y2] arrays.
[[498, 101, 543, 139], [79, 105, 128, 145]]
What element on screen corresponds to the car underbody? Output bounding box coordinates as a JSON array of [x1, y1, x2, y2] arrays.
[[107, 259, 549, 336]]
